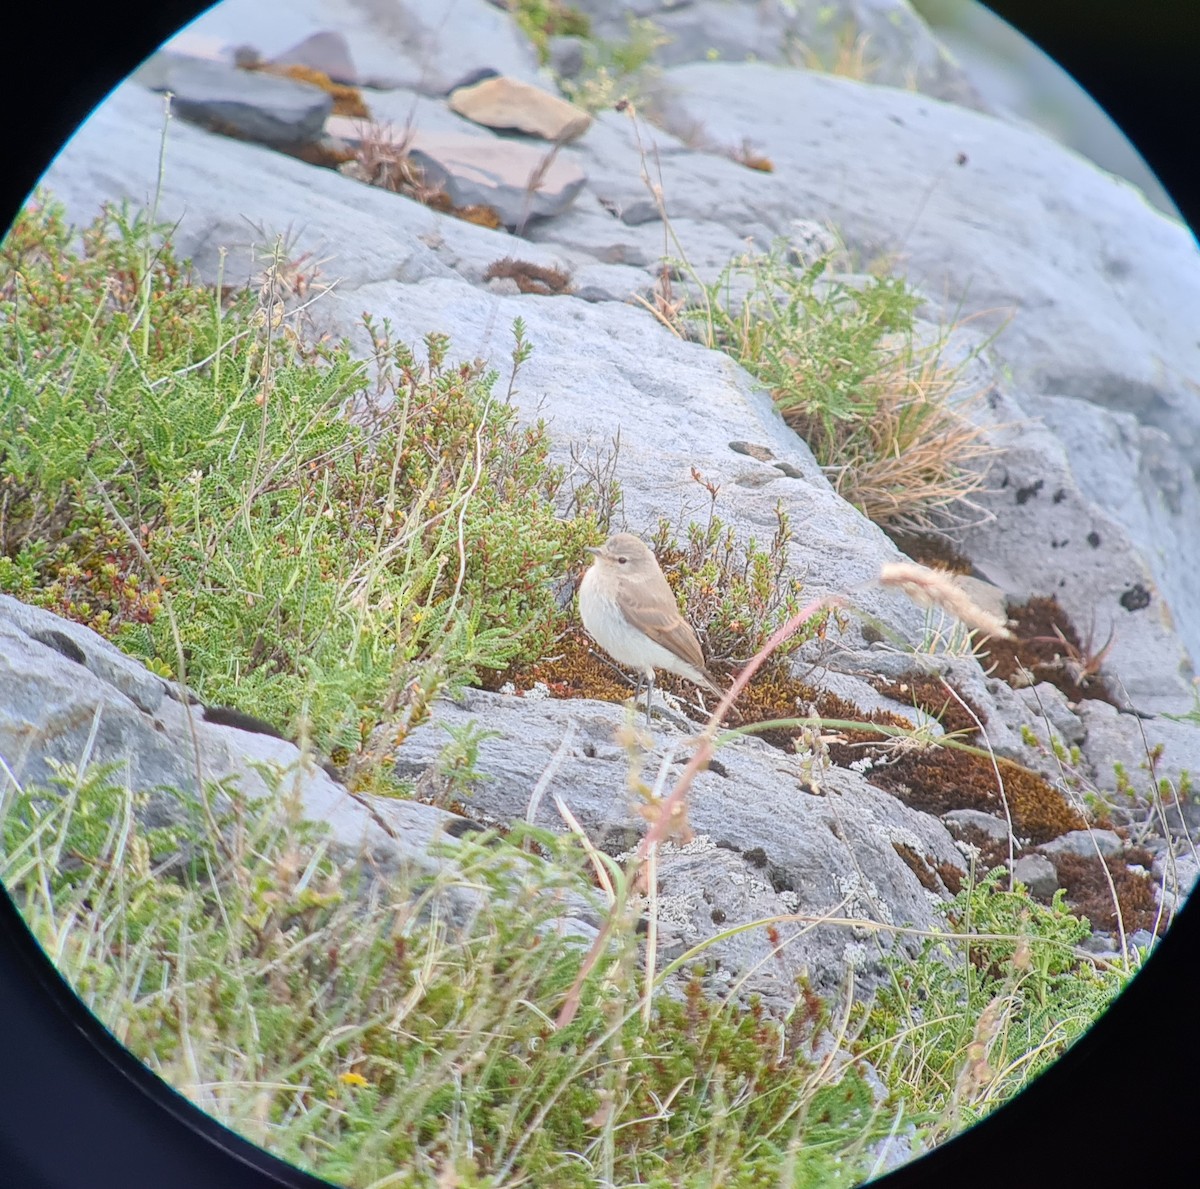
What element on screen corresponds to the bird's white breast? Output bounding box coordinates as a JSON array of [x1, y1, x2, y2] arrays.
[[579, 565, 698, 680]]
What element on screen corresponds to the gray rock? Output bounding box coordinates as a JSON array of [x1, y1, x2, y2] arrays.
[[955, 370, 1195, 714], [570, 261, 657, 303], [405, 130, 588, 225], [786, 218, 842, 268], [647, 62, 1200, 493], [571, 0, 985, 109], [1011, 853, 1058, 898], [139, 53, 333, 145], [39, 83, 507, 292], [26, 0, 1200, 1006], [1126, 928, 1157, 953], [170, 0, 546, 96], [1080, 931, 1118, 956], [1034, 393, 1200, 682], [942, 809, 1010, 842], [523, 197, 661, 265], [1014, 682, 1087, 747], [547, 35, 587, 80], [0, 596, 598, 938], [390, 687, 965, 999], [448, 76, 592, 142], [824, 648, 1072, 779], [312, 272, 934, 643], [1151, 851, 1198, 913], [271, 30, 358, 84], [0, 594, 167, 716], [0, 597, 391, 848], [323, 115, 587, 227], [1039, 829, 1124, 860], [1075, 700, 1200, 839]]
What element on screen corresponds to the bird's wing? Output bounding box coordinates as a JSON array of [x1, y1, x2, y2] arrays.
[[620, 584, 710, 677]]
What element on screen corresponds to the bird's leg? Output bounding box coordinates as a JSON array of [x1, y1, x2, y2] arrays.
[[585, 646, 642, 699], [643, 671, 655, 722]]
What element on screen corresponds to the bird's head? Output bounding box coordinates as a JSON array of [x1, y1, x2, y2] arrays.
[[585, 532, 657, 577]]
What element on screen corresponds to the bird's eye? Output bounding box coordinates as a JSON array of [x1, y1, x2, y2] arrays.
[[617, 556, 627, 565]]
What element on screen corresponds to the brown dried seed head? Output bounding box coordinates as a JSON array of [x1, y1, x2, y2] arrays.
[[879, 561, 1012, 639]]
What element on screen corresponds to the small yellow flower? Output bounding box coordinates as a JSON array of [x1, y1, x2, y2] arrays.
[[338, 1071, 368, 1088]]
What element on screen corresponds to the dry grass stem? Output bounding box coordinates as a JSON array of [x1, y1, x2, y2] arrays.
[[880, 561, 1012, 639]]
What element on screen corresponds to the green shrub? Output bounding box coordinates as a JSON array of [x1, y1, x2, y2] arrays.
[[649, 502, 812, 670], [688, 249, 995, 531], [1, 196, 597, 751], [854, 866, 1132, 1140]]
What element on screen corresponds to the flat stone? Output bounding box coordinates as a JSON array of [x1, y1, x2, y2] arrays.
[[325, 118, 587, 226], [271, 30, 358, 85], [942, 808, 1010, 842], [1039, 829, 1124, 859], [389, 688, 964, 1002], [571, 261, 657, 303], [1074, 701, 1200, 838], [1012, 853, 1059, 898], [168, 0, 544, 97], [449, 76, 592, 142], [547, 35, 586, 80], [140, 54, 332, 146], [1126, 928, 1157, 952]]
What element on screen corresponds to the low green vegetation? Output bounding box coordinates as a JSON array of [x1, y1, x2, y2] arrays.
[[511, 0, 591, 63], [2, 762, 896, 1188], [1, 758, 1136, 1186], [853, 867, 1131, 1145], [0, 196, 598, 752], [0, 194, 1140, 1187], [649, 502, 814, 670], [686, 248, 996, 532]]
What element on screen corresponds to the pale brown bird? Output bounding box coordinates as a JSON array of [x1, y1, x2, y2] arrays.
[[578, 532, 721, 717]]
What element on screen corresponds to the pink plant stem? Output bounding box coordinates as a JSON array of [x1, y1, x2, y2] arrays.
[[555, 594, 841, 1030], [636, 594, 844, 859]]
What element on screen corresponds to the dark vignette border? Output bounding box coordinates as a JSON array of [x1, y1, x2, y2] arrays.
[[1, 2, 1198, 1186]]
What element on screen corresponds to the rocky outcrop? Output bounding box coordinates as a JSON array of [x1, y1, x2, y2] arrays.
[[13, 0, 1200, 990]]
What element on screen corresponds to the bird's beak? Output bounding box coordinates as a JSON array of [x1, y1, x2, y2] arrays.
[[585, 545, 602, 557]]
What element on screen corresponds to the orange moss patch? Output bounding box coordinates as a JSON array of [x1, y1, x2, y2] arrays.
[[287, 139, 358, 168], [420, 192, 505, 229], [935, 859, 964, 896], [732, 668, 910, 751], [484, 257, 574, 295], [860, 745, 1086, 845], [253, 62, 371, 118], [492, 625, 1085, 848], [883, 529, 974, 575], [726, 140, 775, 172], [483, 627, 640, 706], [891, 841, 947, 893], [452, 204, 505, 230], [950, 822, 1011, 872], [1049, 848, 1162, 935], [872, 672, 984, 736], [980, 595, 1121, 708]]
